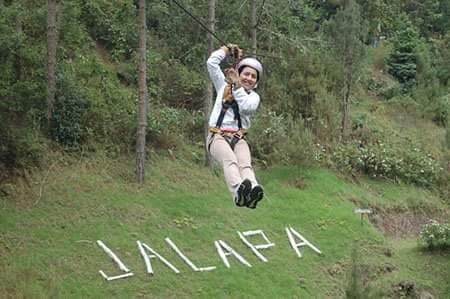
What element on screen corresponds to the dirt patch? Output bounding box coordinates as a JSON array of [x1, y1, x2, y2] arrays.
[[368, 208, 449, 239], [390, 281, 436, 299]]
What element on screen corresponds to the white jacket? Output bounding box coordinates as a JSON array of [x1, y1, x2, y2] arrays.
[[207, 49, 260, 131]]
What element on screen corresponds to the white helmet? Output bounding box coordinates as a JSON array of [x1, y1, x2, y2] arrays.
[[237, 57, 263, 81]]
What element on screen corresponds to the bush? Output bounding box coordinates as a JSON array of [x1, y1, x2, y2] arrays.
[[418, 220, 450, 249], [79, 0, 137, 60], [148, 106, 204, 149], [69, 53, 137, 148], [158, 60, 205, 110], [430, 93, 449, 127], [0, 123, 45, 182], [331, 140, 443, 187], [247, 109, 315, 167], [50, 72, 89, 147]]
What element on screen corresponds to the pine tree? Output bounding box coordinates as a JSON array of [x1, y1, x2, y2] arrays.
[[326, 0, 366, 139], [388, 15, 420, 91]]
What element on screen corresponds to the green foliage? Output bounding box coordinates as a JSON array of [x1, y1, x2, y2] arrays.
[[434, 33, 450, 86], [367, 71, 402, 100], [79, 0, 137, 60], [345, 245, 364, 299], [414, 87, 449, 127], [0, 122, 45, 182], [356, 0, 398, 43], [264, 48, 341, 145], [285, 52, 322, 120], [419, 220, 450, 249], [0, 0, 448, 195], [0, 2, 47, 176], [365, 45, 404, 100], [158, 60, 205, 110], [248, 110, 315, 167], [344, 244, 384, 299], [387, 15, 420, 90], [148, 0, 223, 69], [67, 53, 136, 148], [312, 90, 342, 143], [2, 156, 449, 297], [0, 2, 46, 115], [331, 139, 443, 187], [400, 0, 447, 38], [410, 39, 449, 126], [59, 1, 92, 55], [50, 71, 89, 147], [446, 126, 450, 149], [148, 106, 204, 149], [324, 0, 367, 83]]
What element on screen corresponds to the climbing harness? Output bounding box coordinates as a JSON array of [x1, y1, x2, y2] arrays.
[[208, 99, 248, 151], [207, 45, 248, 151]]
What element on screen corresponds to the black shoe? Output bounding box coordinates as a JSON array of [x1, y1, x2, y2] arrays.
[[234, 179, 252, 207], [246, 185, 264, 209]]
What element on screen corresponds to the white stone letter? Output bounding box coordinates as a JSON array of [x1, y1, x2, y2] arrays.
[[285, 226, 322, 258], [137, 240, 180, 274], [238, 230, 275, 262], [214, 240, 252, 268], [96, 240, 134, 281], [165, 237, 216, 272]]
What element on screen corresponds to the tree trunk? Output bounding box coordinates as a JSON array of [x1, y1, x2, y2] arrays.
[[341, 87, 349, 140], [136, 0, 148, 184], [204, 0, 215, 167], [46, 0, 58, 126], [250, 0, 257, 57], [341, 45, 354, 140]]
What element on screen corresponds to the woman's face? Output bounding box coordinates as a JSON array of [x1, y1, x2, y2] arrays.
[[239, 66, 258, 90]]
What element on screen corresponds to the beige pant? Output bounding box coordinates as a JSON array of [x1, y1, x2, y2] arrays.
[[208, 133, 258, 197]]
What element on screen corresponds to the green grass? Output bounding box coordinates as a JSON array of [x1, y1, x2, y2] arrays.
[[0, 153, 449, 298]]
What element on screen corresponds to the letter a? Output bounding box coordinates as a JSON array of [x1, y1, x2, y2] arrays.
[[165, 238, 216, 272], [285, 226, 322, 258], [137, 240, 180, 275], [214, 240, 251, 268]]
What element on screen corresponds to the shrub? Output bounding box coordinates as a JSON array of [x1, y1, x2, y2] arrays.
[[331, 140, 443, 187], [79, 0, 137, 60], [70, 54, 136, 148], [247, 109, 315, 167], [159, 60, 205, 110], [0, 123, 45, 182], [418, 220, 450, 249], [446, 126, 450, 149], [50, 72, 89, 147], [431, 93, 449, 127], [147, 106, 204, 149]]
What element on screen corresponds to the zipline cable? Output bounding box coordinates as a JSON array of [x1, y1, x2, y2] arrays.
[[166, 0, 284, 60], [167, 0, 228, 45]]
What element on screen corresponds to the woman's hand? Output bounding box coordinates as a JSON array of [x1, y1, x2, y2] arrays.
[[221, 44, 243, 59]]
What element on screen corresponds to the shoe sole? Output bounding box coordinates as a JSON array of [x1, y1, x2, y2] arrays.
[[235, 179, 252, 207], [247, 186, 264, 209]]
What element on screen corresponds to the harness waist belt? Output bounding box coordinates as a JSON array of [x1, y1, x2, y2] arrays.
[[209, 127, 247, 135]]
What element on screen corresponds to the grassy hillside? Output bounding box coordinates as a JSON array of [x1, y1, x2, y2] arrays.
[[1, 152, 448, 298]]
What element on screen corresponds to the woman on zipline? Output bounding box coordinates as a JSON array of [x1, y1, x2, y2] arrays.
[[207, 44, 264, 209]]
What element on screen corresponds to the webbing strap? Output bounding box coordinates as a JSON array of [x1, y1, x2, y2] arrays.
[[215, 97, 242, 130]]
